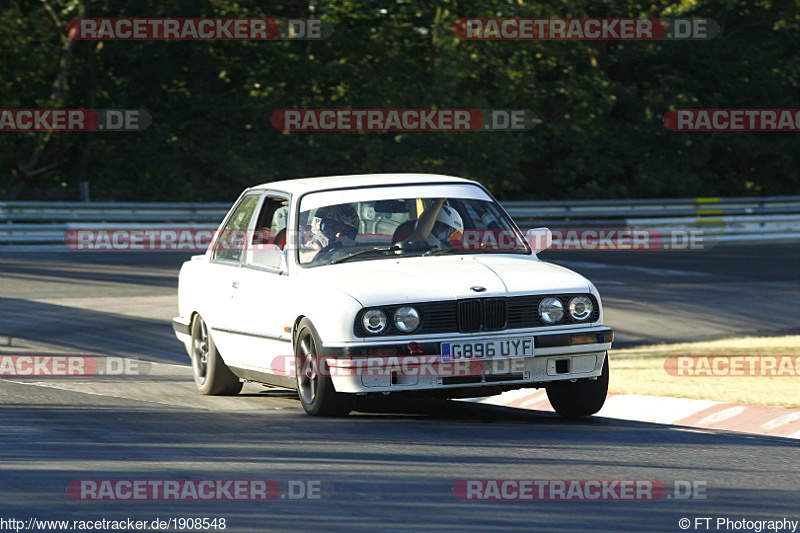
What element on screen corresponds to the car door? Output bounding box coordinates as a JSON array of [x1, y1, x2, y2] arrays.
[[232, 194, 294, 373], [204, 193, 261, 367]]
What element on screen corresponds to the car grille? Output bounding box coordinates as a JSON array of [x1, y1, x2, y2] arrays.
[[457, 300, 482, 332], [481, 298, 507, 330], [457, 298, 507, 333], [354, 294, 599, 337]]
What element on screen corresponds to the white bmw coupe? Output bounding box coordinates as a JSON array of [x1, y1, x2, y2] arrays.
[[173, 174, 614, 416]]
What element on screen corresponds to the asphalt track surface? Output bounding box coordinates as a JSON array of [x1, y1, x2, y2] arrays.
[[1, 245, 798, 532]]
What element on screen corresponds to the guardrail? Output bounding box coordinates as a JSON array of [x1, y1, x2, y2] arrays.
[[1, 196, 799, 249], [505, 195, 800, 244], [0, 201, 230, 223], [504, 195, 800, 224]]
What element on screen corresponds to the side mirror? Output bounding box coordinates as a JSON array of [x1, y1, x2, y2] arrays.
[[525, 227, 552, 253], [245, 246, 286, 271]]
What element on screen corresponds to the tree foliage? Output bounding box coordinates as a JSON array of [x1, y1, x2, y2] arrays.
[[1, 0, 797, 201]]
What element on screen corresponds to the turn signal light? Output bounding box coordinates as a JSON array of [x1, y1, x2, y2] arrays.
[[569, 334, 599, 345]]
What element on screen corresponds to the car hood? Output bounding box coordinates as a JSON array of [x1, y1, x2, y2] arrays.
[[303, 255, 591, 307]]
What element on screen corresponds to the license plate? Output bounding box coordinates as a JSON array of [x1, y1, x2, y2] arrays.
[[440, 337, 534, 362]]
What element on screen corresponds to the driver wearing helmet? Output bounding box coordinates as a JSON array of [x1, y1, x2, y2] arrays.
[[300, 203, 360, 262]]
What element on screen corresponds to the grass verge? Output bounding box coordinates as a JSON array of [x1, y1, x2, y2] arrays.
[[609, 336, 800, 408]]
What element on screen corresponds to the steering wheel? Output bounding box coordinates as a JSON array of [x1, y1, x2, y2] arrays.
[[392, 220, 417, 245], [313, 240, 344, 263]]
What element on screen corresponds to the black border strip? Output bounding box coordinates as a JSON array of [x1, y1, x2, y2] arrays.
[[212, 327, 292, 343], [324, 327, 613, 356]]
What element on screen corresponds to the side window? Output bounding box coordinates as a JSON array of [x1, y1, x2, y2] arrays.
[[212, 195, 260, 263], [251, 196, 289, 248], [463, 203, 481, 229], [271, 205, 288, 234]]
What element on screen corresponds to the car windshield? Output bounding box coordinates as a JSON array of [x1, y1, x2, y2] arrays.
[[297, 187, 530, 266]]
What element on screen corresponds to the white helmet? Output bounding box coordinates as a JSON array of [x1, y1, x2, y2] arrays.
[[432, 204, 464, 241]]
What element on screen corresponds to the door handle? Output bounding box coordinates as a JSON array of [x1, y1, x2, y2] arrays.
[[232, 281, 239, 289]]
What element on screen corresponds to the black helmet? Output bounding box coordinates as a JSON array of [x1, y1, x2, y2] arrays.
[[315, 204, 359, 240]]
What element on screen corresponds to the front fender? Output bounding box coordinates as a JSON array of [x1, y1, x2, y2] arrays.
[[586, 280, 604, 326], [291, 288, 363, 345]]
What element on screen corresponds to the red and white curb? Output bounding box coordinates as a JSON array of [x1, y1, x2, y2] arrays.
[[466, 389, 800, 439]]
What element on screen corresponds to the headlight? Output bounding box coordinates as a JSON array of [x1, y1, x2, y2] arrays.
[[394, 307, 420, 333], [362, 310, 387, 334], [539, 297, 564, 324], [569, 296, 593, 321]]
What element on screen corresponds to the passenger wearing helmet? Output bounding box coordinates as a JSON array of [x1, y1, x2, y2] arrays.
[[407, 198, 464, 247], [300, 203, 360, 262], [431, 204, 464, 243]]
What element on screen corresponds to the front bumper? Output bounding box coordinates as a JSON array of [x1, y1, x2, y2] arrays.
[[322, 327, 613, 394], [172, 316, 192, 357], [172, 316, 191, 336]]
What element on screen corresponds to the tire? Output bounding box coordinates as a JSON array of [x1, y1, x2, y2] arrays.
[[294, 318, 353, 416], [546, 353, 609, 417], [190, 314, 243, 396]]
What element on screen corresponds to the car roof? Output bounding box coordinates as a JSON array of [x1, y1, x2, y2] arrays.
[[250, 173, 477, 195]]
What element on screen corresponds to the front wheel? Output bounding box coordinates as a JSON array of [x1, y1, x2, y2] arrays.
[[190, 314, 243, 396], [294, 318, 353, 416], [546, 354, 609, 417]]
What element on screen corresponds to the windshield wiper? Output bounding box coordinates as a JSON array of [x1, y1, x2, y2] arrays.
[[425, 243, 528, 256], [329, 242, 432, 264], [423, 246, 465, 256], [329, 246, 398, 264]]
